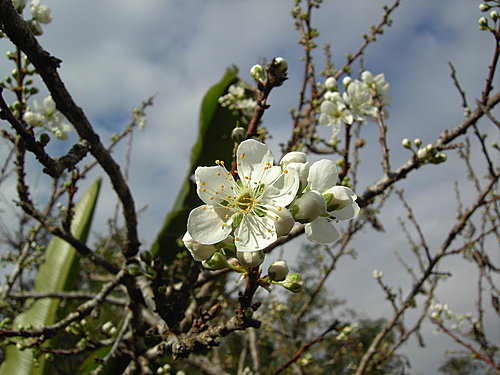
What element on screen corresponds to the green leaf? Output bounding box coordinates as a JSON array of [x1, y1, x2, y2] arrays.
[[151, 67, 240, 263], [0, 179, 102, 375]]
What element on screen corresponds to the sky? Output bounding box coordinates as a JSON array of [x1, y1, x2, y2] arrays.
[[0, 1, 498, 374]]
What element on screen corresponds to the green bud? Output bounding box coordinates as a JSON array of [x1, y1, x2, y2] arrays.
[[140, 250, 153, 265], [250, 64, 266, 83], [38, 132, 50, 146], [202, 252, 231, 270], [279, 273, 304, 293]]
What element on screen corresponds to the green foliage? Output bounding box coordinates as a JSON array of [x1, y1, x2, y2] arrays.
[[151, 67, 241, 263], [0, 180, 101, 375]]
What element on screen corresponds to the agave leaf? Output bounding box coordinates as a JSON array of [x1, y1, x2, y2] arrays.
[[0, 179, 102, 375], [151, 67, 240, 263]]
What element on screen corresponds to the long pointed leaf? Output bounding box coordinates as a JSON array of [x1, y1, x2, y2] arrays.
[[0, 179, 102, 375]]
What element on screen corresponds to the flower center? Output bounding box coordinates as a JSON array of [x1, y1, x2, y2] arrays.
[[236, 192, 255, 211]]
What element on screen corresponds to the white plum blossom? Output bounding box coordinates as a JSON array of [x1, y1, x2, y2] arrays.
[[343, 79, 375, 121], [30, 0, 52, 24], [319, 71, 391, 135], [23, 96, 73, 140], [319, 92, 353, 136], [187, 139, 299, 252], [296, 159, 359, 244], [218, 83, 257, 121]]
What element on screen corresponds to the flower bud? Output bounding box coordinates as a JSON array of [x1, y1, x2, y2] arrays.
[[479, 3, 491, 12], [490, 10, 498, 21], [250, 64, 266, 83], [287, 162, 310, 192], [342, 76, 352, 88], [237, 250, 264, 267], [478, 16, 489, 29], [272, 57, 288, 75], [274, 208, 295, 237], [401, 138, 411, 149], [202, 252, 230, 270], [416, 148, 427, 159], [372, 269, 383, 279], [38, 132, 50, 146], [280, 151, 307, 165], [182, 232, 217, 261], [281, 273, 304, 293], [231, 126, 246, 142], [268, 260, 289, 281], [413, 138, 422, 147], [291, 190, 326, 223], [324, 77, 337, 91]]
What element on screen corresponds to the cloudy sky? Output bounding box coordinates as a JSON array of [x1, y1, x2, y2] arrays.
[[1, 0, 498, 373]]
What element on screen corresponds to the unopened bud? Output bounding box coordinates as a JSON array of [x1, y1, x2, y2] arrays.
[[401, 138, 411, 149], [182, 232, 217, 261], [281, 273, 304, 293], [479, 3, 491, 12], [280, 151, 307, 165], [291, 190, 326, 223], [202, 252, 230, 270], [237, 250, 265, 267], [231, 126, 246, 142], [416, 148, 427, 159], [324, 77, 337, 91], [273, 57, 288, 75], [38, 132, 50, 146], [250, 64, 266, 83], [268, 260, 289, 281], [413, 138, 422, 147], [490, 10, 498, 21], [479, 16, 489, 29], [342, 76, 352, 88]]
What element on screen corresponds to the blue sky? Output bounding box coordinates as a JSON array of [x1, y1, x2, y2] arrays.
[[0, 1, 498, 373]]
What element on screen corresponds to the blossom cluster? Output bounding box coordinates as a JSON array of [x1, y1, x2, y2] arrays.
[[23, 95, 73, 140], [218, 82, 257, 123], [319, 71, 391, 136], [11, 0, 52, 35], [183, 139, 359, 283]]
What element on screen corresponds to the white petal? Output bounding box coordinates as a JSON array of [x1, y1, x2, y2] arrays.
[[307, 159, 338, 192], [195, 166, 235, 205], [264, 167, 299, 207], [332, 201, 360, 221], [237, 139, 274, 182], [187, 206, 232, 244], [305, 218, 340, 244], [234, 214, 277, 252]]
